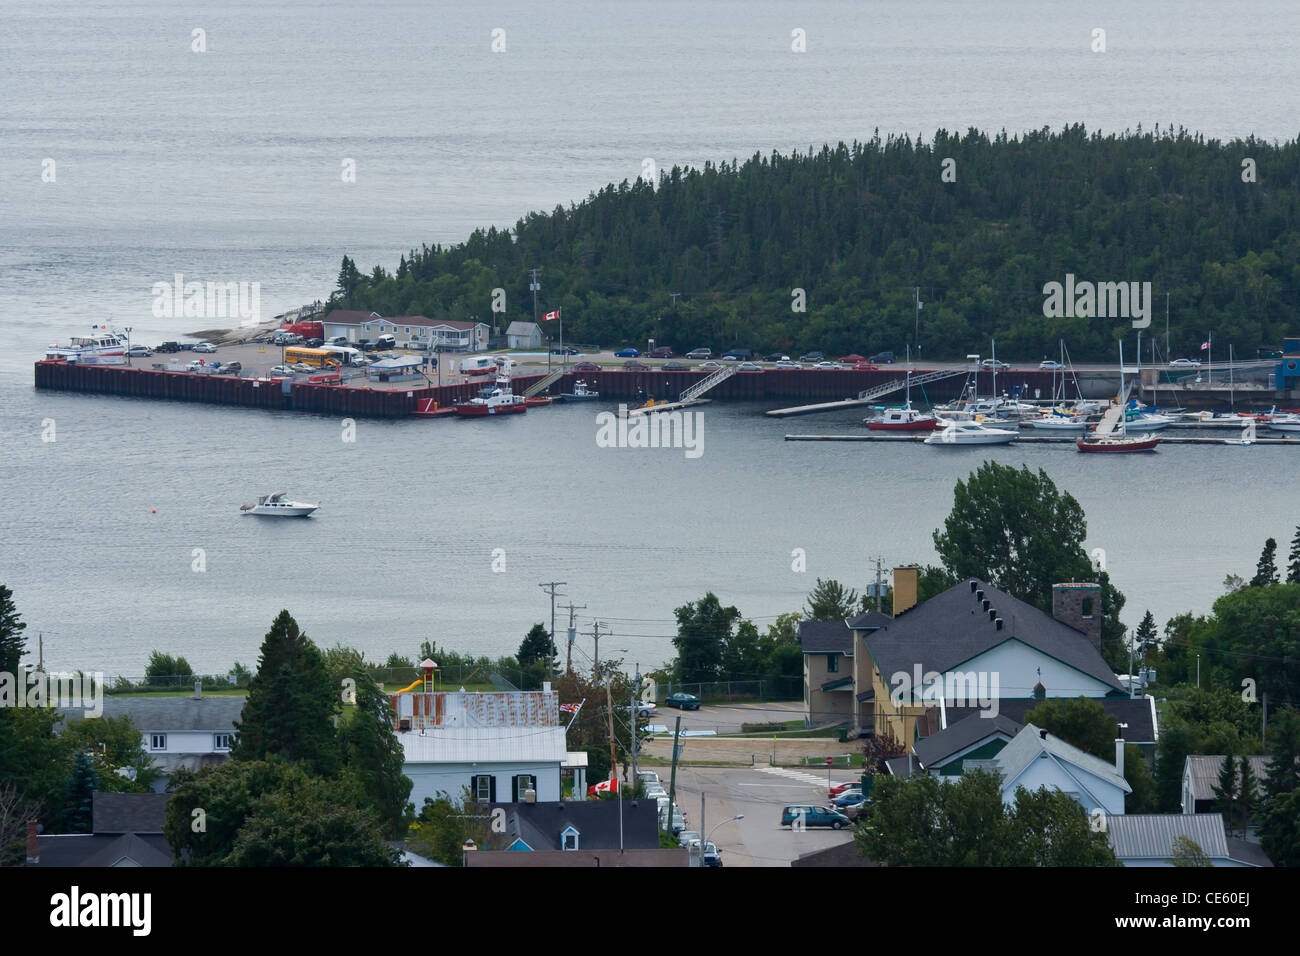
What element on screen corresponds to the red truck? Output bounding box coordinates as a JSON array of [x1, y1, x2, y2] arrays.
[[281, 320, 324, 339]]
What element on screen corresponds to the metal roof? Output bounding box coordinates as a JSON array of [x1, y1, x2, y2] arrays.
[[1105, 813, 1230, 859], [1183, 755, 1272, 801], [397, 726, 568, 764]]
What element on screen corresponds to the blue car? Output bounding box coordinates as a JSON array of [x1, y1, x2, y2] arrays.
[[614, 347, 640, 358]]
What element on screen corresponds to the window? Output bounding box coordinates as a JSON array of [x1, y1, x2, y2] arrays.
[[213, 733, 231, 751], [471, 774, 495, 803], [1081, 597, 1094, 618], [405, 327, 410, 334], [513, 774, 537, 801], [827, 655, 839, 674], [561, 827, 579, 851], [150, 734, 166, 751], [364, 324, 371, 332]]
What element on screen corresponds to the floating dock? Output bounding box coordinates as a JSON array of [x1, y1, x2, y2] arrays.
[[783, 433, 1300, 445]]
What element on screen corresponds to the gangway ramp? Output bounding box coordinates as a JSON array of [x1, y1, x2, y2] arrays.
[[764, 368, 965, 418], [523, 369, 563, 397], [678, 364, 736, 403], [1092, 383, 1132, 437]]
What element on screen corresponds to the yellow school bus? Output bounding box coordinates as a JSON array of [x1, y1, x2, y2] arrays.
[[283, 347, 340, 368]]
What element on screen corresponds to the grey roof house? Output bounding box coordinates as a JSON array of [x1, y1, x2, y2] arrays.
[[1102, 813, 1272, 866], [29, 792, 173, 868], [98, 689, 246, 783]]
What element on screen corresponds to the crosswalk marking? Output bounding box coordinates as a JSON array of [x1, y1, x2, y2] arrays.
[[757, 766, 833, 788]]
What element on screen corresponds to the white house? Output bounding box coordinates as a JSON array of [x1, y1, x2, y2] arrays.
[[322, 311, 489, 352], [968, 722, 1131, 816], [97, 687, 245, 784], [390, 686, 582, 809]]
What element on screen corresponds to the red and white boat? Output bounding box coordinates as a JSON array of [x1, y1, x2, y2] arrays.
[[866, 404, 939, 431], [44, 326, 128, 364], [454, 360, 526, 416], [1076, 434, 1160, 452]]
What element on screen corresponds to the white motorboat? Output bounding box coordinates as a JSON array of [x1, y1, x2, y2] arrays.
[[1123, 411, 1177, 431], [1019, 411, 1088, 432], [924, 420, 1020, 445], [45, 326, 128, 364], [240, 492, 319, 517]]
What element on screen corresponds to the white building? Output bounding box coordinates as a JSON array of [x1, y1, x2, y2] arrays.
[[322, 310, 489, 352], [390, 686, 583, 809], [968, 722, 1131, 816], [505, 321, 543, 349], [97, 687, 245, 783]]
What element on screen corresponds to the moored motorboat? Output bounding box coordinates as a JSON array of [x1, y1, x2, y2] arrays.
[[240, 492, 319, 516], [559, 380, 599, 401], [45, 326, 128, 364], [866, 404, 939, 431], [525, 395, 553, 407], [924, 419, 1019, 445]]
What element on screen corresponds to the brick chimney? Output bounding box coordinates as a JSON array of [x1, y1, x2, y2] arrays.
[[26, 820, 39, 865], [1052, 582, 1102, 650], [892, 566, 920, 615]]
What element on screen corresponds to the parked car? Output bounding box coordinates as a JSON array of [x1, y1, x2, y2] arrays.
[[981, 358, 1009, 369], [126, 345, 152, 357], [646, 784, 668, 799], [184, 360, 205, 371], [721, 348, 754, 361], [869, 351, 895, 364], [799, 351, 824, 362], [812, 361, 842, 370], [622, 360, 649, 370], [327, 336, 349, 346], [638, 771, 661, 789], [844, 800, 873, 822], [647, 346, 674, 358], [665, 693, 700, 710], [375, 334, 396, 349], [773, 360, 801, 369], [550, 345, 580, 355], [838, 354, 867, 364], [216, 361, 242, 375], [573, 361, 601, 372], [780, 805, 850, 829], [721, 353, 740, 362], [700, 842, 723, 867], [736, 362, 764, 372], [614, 347, 640, 358], [305, 337, 324, 348], [1169, 358, 1201, 368], [697, 361, 722, 370], [685, 348, 712, 359], [155, 341, 181, 353], [269, 365, 295, 376], [1039, 360, 1065, 370], [766, 353, 790, 362], [851, 362, 879, 371], [677, 829, 700, 848], [292, 362, 316, 372], [633, 701, 657, 717], [192, 342, 218, 353], [832, 790, 868, 808], [828, 781, 862, 799], [661, 361, 690, 371]]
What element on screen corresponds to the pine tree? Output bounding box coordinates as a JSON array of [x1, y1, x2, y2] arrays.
[[1134, 610, 1159, 662], [517, 624, 558, 671], [0, 584, 27, 677], [338, 663, 412, 840], [804, 579, 860, 622], [232, 610, 340, 776], [1238, 756, 1259, 839], [61, 751, 99, 833], [1211, 754, 1239, 835], [1252, 538, 1279, 587], [1288, 525, 1300, 584]]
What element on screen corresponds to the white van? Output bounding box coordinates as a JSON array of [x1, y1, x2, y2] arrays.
[[460, 356, 497, 376]]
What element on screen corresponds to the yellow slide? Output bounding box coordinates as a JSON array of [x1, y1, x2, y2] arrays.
[[397, 678, 426, 693]]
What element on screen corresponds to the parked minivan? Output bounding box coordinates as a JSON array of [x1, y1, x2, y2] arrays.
[[327, 335, 349, 347], [686, 348, 712, 359]]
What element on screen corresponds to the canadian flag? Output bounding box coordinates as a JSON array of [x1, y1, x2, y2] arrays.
[[544, 310, 560, 321], [587, 777, 618, 796], [1201, 341, 1210, 351]]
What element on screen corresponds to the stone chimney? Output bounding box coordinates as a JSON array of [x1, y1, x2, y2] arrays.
[[893, 566, 920, 615], [26, 820, 39, 865], [1052, 582, 1102, 650]]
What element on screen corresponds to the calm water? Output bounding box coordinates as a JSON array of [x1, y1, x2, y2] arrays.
[[2, 0, 1298, 675]]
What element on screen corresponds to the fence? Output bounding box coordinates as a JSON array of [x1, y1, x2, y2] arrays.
[[656, 677, 802, 703]]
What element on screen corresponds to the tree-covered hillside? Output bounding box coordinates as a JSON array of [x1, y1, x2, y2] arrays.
[[332, 126, 1300, 361]]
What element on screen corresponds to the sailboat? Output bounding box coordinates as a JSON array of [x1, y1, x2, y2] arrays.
[[1076, 342, 1160, 452]]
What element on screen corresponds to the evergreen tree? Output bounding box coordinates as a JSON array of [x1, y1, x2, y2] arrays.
[[1022, 698, 1115, 762], [672, 593, 741, 683], [1252, 538, 1279, 587], [0, 584, 27, 677], [1134, 610, 1159, 662], [1288, 526, 1300, 584], [1259, 708, 1300, 865], [804, 578, 860, 622], [61, 751, 99, 833], [338, 663, 413, 839], [232, 610, 340, 776], [1238, 756, 1259, 839], [517, 623, 558, 671], [1210, 755, 1239, 836]]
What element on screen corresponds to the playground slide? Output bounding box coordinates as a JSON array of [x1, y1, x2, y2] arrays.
[[396, 678, 425, 693]]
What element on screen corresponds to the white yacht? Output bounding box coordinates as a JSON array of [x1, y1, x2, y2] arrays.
[[240, 493, 319, 517], [924, 420, 1020, 445], [45, 327, 128, 364]]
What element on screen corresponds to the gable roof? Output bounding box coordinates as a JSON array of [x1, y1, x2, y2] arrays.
[[92, 792, 169, 834], [944, 696, 1158, 745], [99, 696, 246, 733], [844, 609, 891, 630], [993, 723, 1131, 794], [913, 712, 1022, 768], [799, 620, 853, 655], [323, 310, 487, 330], [1183, 755, 1273, 802], [505, 321, 541, 336], [34, 833, 174, 868], [1104, 813, 1230, 860], [851, 579, 1124, 695], [488, 800, 660, 851]]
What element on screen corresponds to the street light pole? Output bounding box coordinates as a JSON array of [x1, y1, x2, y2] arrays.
[[701, 814, 744, 867]]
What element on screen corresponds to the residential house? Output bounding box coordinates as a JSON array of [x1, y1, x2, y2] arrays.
[[504, 321, 543, 349], [798, 619, 862, 725], [28, 792, 173, 867], [1181, 754, 1272, 815], [909, 711, 1024, 776], [1101, 813, 1272, 866], [966, 723, 1130, 815], [97, 687, 245, 785], [323, 310, 489, 352], [487, 799, 660, 852], [390, 685, 585, 809]]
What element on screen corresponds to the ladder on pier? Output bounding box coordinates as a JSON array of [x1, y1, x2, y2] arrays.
[[523, 369, 564, 397], [856, 368, 965, 402], [679, 364, 737, 403]]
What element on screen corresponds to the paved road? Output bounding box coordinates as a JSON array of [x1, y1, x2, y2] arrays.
[[646, 700, 805, 735], [667, 765, 858, 867]]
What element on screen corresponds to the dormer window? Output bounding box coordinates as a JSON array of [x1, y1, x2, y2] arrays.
[[561, 826, 579, 851]]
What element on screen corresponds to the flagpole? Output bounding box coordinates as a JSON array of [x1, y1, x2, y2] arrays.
[[560, 308, 565, 374]]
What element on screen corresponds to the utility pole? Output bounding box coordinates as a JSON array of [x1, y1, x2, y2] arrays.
[[914, 287, 923, 357], [1128, 627, 1136, 699], [631, 664, 642, 790], [1165, 292, 1170, 360], [874, 556, 884, 613], [538, 582, 566, 658], [605, 679, 623, 849], [530, 267, 544, 371], [592, 621, 606, 672], [667, 715, 683, 834], [560, 602, 585, 674]]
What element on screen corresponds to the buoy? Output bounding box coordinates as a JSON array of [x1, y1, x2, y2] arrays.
[[151, 509, 156, 513]]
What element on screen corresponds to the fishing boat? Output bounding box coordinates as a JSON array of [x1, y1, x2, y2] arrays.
[[924, 420, 1019, 445], [1076, 434, 1160, 452], [240, 492, 319, 516], [454, 359, 526, 416], [44, 326, 128, 364], [865, 366, 938, 430], [559, 380, 599, 401]]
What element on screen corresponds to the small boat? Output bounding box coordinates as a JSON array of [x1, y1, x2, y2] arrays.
[[240, 492, 319, 516], [1020, 411, 1088, 432], [525, 395, 553, 407], [559, 380, 599, 401], [454, 360, 527, 416], [866, 405, 940, 431], [1076, 435, 1160, 453], [1123, 411, 1177, 431], [45, 326, 128, 364], [924, 420, 1019, 445]]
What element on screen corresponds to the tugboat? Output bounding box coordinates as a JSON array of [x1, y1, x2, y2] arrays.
[[559, 379, 599, 401], [454, 360, 527, 416]]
